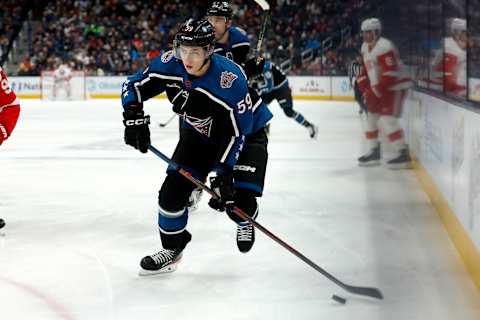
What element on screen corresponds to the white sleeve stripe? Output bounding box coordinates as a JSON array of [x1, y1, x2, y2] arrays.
[[231, 42, 250, 48], [0, 99, 20, 111], [229, 110, 240, 136], [252, 97, 262, 112], [220, 136, 236, 163], [195, 87, 240, 136], [134, 82, 142, 103], [273, 79, 288, 90], [171, 90, 183, 103], [195, 87, 232, 110], [214, 48, 223, 52], [227, 59, 248, 80], [132, 73, 183, 103], [0, 123, 7, 138], [149, 73, 183, 81]]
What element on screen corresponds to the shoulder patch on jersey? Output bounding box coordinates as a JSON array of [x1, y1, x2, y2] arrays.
[[220, 71, 238, 89], [161, 51, 174, 63]]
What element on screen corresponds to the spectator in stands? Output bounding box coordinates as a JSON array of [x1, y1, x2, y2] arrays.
[[17, 56, 35, 75], [11, 0, 375, 76]]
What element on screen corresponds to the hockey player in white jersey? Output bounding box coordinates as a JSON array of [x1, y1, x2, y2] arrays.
[[356, 18, 412, 169], [429, 18, 467, 97], [52, 62, 73, 100]]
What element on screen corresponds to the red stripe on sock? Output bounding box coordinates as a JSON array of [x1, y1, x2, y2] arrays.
[[366, 130, 379, 139], [388, 130, 403, 141]]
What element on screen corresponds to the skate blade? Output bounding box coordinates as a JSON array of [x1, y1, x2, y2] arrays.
[[388, 162, 412, 170], [358, 160, 381, 167], [138, 262, 179, 276]]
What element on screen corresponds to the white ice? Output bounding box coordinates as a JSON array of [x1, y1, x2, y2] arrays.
[[1, 99, 479, 320]]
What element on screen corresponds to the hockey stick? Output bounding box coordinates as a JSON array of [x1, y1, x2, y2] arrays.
[[147, 144, 384, 300], [253, 0, 270, 62], [158, 114, 176, 128]]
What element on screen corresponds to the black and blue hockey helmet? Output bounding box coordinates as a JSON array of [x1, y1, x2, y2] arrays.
[[174, 18, 216, 48], [206, 1, 233, 18]]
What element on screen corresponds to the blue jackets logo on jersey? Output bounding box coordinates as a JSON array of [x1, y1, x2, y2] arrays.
[[161, 51, 174, 63], [184, 114, 213, 137], [220, 71, 238, 89]]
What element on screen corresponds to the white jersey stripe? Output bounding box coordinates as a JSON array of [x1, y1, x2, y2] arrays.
[[231, 42, 250, 48], [220, 136, 236, 163], [133, 73, 183, 103], [195, 87, 239, 136], [273, 78, 288, 90], [252, 97, 262, 112]]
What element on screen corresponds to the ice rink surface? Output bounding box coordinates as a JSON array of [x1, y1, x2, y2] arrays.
[[1, 99, 480, 320]]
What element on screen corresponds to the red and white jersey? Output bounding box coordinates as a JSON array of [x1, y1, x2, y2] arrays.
[[53, 64, 72, 82], [0, 66, 20, 144], [359, 37, 411, 97], [0, 67, 18, 108], [430, 37, 467, 97]]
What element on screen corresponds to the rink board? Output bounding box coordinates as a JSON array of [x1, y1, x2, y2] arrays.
[[8, 76, 355, 101], [407, 90, 480, 289]]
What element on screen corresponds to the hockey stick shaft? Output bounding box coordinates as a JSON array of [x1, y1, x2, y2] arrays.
[[147, 144, 383, 300], [158, 114, 176, 127], [255, 9, 270, 61], [256, 11, 270, 59]]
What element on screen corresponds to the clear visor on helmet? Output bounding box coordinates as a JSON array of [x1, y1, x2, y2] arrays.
[[173, 40, 214, 60]]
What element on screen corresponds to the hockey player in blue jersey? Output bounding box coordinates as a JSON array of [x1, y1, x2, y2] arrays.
[[206, 1, 250, 64], [245, 58, 319, 139], [121, 18, 272, 275]]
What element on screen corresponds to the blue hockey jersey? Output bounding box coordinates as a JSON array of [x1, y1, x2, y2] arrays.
[[212, 26, 273, 134], [122, 51, 253, 170], [213, 26, 250, 64], [252, 60, 289, 95]]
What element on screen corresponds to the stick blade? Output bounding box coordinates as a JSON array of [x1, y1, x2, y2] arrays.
[[344, 284, 384, 300], [254, 0, 270, 10]]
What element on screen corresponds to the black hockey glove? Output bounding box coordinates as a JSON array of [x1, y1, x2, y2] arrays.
[[123, 107, 151, 153], [242, 57, 265, 80], [208, 173, 235, 212]]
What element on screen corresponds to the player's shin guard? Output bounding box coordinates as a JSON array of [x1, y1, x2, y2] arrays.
[[359, 113, 380, 166]]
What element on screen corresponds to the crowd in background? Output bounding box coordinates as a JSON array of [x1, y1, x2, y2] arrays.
[[0, 1, 29, 65], [8, 0, 376, 77]]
